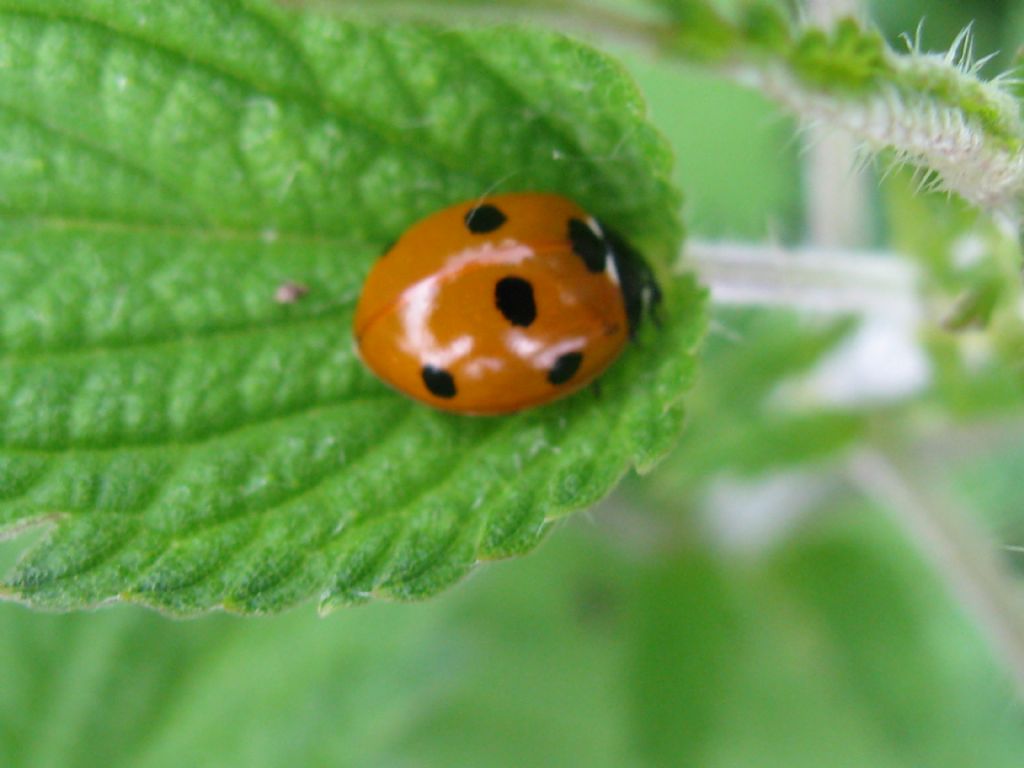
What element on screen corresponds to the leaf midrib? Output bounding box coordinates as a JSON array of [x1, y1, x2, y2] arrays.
[[0, 392, 395, 458], [0, 96, 204, 221], [0, 300, 355, 364]]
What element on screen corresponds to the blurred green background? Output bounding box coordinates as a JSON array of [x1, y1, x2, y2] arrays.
[[4, 0, 1024, 765]]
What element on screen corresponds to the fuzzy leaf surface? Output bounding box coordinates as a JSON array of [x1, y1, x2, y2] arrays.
[[0, 0, 702, 614]]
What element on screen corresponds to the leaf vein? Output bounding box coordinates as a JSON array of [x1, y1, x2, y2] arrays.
[[321, 417, 520, 598], [0, 210, 357, 245], [0, 299, 355, 364], [444, 34, 603, 181], [0, 97, 203, 223], [126, 404, 419, 597], [0, 392, 393, 458], [229, 416, 516, 604]]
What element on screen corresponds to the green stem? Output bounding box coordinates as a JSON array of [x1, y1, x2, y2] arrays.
[[849, 448, 1024, 697], [684, 241, 921, 318]]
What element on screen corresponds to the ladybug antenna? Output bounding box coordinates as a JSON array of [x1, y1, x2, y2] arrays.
[[470, 170, 526, 209]]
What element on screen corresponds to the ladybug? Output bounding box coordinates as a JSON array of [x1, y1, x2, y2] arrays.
[[353, 193, 661, 415]]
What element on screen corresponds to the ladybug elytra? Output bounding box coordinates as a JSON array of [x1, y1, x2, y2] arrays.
[[353, 193, 661, 415]]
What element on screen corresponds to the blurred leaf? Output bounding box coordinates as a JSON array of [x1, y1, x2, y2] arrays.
[[0, 0, 704, 615], [625, 59, 802, 239], [626, 508, 1024, 767], [642, 309, 862, 505], [4, 505, 1020, 767], [648, 0, 743, 60], [0, 528, 635, 768], [0, 592, 451, 767], [882, 174, 1024, 419]]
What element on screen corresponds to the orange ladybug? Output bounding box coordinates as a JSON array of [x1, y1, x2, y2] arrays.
[[353, 193, 661, 415]]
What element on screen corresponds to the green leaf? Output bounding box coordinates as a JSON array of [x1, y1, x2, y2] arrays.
[[0, 0, 703, 614]]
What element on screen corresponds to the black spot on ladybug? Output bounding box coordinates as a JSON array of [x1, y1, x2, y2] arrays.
[[465, 204, 507, 234], [548, 352, 583, 385], [568, 218, 607, 273], [422, 365, 457, 398], [495, 276, 537, 327]]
